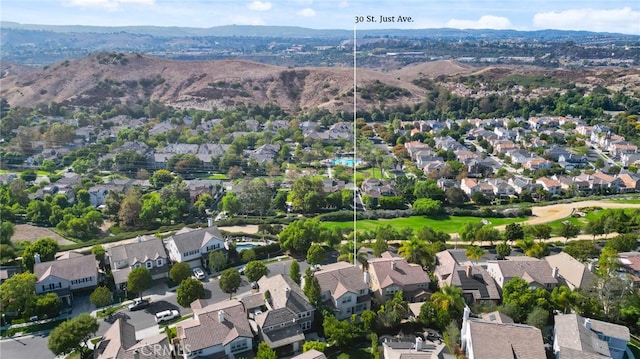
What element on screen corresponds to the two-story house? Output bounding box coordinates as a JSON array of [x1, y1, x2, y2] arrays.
[[255, 274, 315, 356], [435, 250, 500, 306], [313, 262, 371, 320], [367, 252, 431, 304], [94, 319, 172, 359], [164, 226, 225, 268], [34, 252, 98, 305], [553, 313, 630, 359], [175, 300, 253, 359], [544, 252, 595, 290], [485, 256, 558, 290], [107, 236, 170, 290]]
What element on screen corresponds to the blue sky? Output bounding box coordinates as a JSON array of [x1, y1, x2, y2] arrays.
[[2, 0, 640, 34]]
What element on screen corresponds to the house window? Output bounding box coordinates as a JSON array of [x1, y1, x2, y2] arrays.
[[301, 321, 311, 331], [156, 258, 164, 266], [146, 261, 153, 269]]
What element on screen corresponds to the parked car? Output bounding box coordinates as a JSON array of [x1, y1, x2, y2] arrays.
[[237, 265, 246, 275], [192, 267, 206, 280], [128, 298, 149, 311], [155, 309, 180, 323]]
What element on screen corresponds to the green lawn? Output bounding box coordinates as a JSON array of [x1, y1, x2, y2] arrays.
[[604, 199, 640, 205], [321, 215, 525, 233], [208, 174, 228, 180]]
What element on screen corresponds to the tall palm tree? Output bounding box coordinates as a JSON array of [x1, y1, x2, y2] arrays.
[[431, 284, 465, 314], [465, 245, 486, 264], [398, 237, 430, 266]]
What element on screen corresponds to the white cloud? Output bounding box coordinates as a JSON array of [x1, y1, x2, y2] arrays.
[[247, 1, 272, 12], [229, 15, 265, 25], [338, 1, 348, 9], [295, 0, 314, 4], [446, 15, 512, 30], [533, 7, 640, 34], [64, 0, 154, 11], [297, 8, 316, 17]]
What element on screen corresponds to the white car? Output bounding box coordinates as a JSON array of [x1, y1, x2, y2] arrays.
[[192, 267, 206, 280], [155, 309, 180, 323]]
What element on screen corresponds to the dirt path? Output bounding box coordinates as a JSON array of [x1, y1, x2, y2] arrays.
[[218, 224, 260, 234]]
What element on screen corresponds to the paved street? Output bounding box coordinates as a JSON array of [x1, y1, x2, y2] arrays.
[[0, 257, 308, 358]]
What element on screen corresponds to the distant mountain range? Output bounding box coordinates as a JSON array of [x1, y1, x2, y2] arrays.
[[3, 21, 640, 40]]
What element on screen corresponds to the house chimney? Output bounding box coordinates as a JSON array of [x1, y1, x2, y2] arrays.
[[415, 337, 423, 351], [465, 265, 472, 278], [34, 253, 41, 264], [584, 318, 592, 330], [285, 287, 291, 298], [391, 261, 396, 270], [552, 267, 559, 278], [463, 305, 471, 322], [208, 217, 214, 227], [133, 350, 140, 359], [218, 310, 225, 323], [364, 271, 370, 285]]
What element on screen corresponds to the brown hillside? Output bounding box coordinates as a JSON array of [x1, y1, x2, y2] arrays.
[[0, 52, 427, 112], [393, 60, 477, 81]]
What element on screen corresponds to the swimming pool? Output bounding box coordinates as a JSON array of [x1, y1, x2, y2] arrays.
[[236, 243, 259, 252], [330, 157, 362, 166]]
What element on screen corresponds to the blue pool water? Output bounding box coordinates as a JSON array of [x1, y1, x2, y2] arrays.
[[236, 243, 259, 252], [330, 157, 361, 166]]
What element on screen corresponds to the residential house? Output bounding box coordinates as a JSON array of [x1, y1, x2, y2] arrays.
[[291, 350, 327, 359], [107, 236, 170, 290], [246, 144, 281, 164], [553, 313, 630, 359], [618, 252, 640, 288], [494, 141, 518, 154], [367, 252, 431, 304], [460, 178, 479, 196], [93, 318, 172, 359], [404, 141, 431, 158], [313, 261, 371, 320], [434, 250, 500, 305], [422, 160, 449, 177], [164, 227, 225, 268], [175, 300, 253, 359], [0, 266, 20, 284], [382, 335, 446, 359], [434, 136, 465, 151], [256, 274, 315, 356], [536, 177, 562, 196], [34, 252, 98, 305], [361, 178, 396, 198], [485, 256, 558, 290], [610, 142, 638, 158], [617, 173, 640, 193], [487, 178, 516, 198], [507, 149, 536, 165], [525, 157, 552, 171], [508, 177, 538, 194], [544, 252, 595, 290], [461, 307, 546, 359]]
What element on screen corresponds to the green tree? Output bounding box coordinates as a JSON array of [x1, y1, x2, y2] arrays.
[[584, 218, 605, 241], [530, 224, 552, 242], [526, 307, 549, 329], [495, 242, 512, 259], [245, 260, 269, 282], [398, 237, 433, 267], [279, 218, 322, 255], [289, 177, 324, 214], [170, 262, 192, 284], [558, 221, 581, 245], [48, 313, 99, 358], [241, 249, 256, 262], [177, 277, 205, 307], [0, 244, 17, 263], [0, 272, 36, 316], [445, 187, 466, 207], [606, 233, 638, 252], [22, 237, 59, 272], [127, 267, 152, 299], [303, 340, 327, 353], [150, 169, 174, 188], [289, 259, 301, 285], [237, 179, 274, 217], [35, 292, 61, 318], [502, 276, 550, 322], [306, 244, 326, 265], [323, 314, 360, 348], [372, 237, 388, 257], [459, 222, 484, 243], [91, 245, 106, 270], [219, 268, 242, 299], [412, 198, 443, 216], [465, 245, 486, 264], [377, 291, 408, 328], [431, 284, 465, 317], [209, 250, 227, 273], [256, 342, 277, 359], [118, 187, 143, 229], [303, 268, 322, 307], [563, 240, 600, 262], [526, 242, 550, 259], [442, 320, 461, 356], [89, 286, 112, 309], [220, 192, 241, 216], [504, 223, 524, 242], [475, 226, 501, 245], [0, 221, 15, 244], [361, 309, 377, 332]]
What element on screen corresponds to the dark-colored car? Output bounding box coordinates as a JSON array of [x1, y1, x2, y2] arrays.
[[128, 298, 150, 311]]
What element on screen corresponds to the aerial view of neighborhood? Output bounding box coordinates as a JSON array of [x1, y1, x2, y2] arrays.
[[1, 1, 640, 358]]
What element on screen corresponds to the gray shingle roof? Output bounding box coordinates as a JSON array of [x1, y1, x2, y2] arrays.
[[544, 252, 595, 289], [450, 265, 500, 301], [554, 313, 630, 358], [368, 252, 430, 289], [34, 253, 97, 282], [94, 319, 171, 359], [257, 274, 314, 314], [467, 319, 546, 359], [108, 238, 168, 267], [489, 257, 558, 287], [314, 262, 368, 300], [168, 227, 224, 253], [177, 300, 252, 351]]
